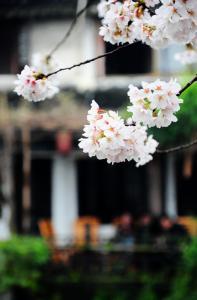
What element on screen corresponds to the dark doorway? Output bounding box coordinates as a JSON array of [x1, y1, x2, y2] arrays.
[[176, 154, 197, 216], [30, 158, 52, 233], [0, 21, 20, 74], [77, 159, 148, 223], [105, 42, 152, 75], [14, 156, 52, 234], [14, 153, 23, 233]]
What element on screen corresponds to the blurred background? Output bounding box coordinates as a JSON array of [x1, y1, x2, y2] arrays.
[[0, 0, 197, 300]]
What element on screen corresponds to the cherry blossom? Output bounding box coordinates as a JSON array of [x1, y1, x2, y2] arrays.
[[135, 15, 170, 49], [144, 0, 160, 7], [99, 0, 138, 45], [164, 19, 196, 45], [97, 0, 117, 18], [14, 65, 59, 102], [175, 48, 197, 65], [31, 53, 60, 75], [79, 100, 158, 166], [127, 79, 183, 128], [191, 34, 197, 49], [98, 0, 197, 48]]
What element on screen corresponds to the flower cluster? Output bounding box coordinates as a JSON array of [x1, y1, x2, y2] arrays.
[[14, 65, 59, 102], [14, 52, 60, 102], [79, 100, 158, 166], [13, 2, 191, 167], [127, 79, 183, 128], [98, 0, 197, 49], [79, 78, 184, 165]]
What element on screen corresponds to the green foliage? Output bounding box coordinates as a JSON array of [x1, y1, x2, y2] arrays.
[[92, 238, 197, 300], [92, 288, 130, 300], [138, 285, 157, 300], [0, 235, 50, 293], [165, 237, 197, 300], [1, 236, 197, 300]]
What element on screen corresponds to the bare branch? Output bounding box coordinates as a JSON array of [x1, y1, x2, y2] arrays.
[[177, 74, 197, 97], [157, 74, 197, 153], [47, 0, 94, 58], [46, 43, 133, 77], [157, 138, 197, 154]]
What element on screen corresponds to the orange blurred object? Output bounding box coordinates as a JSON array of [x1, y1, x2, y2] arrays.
[[56, 131, 72, 154], [74, 216, 100, 247], [38, 219, 75, 264]]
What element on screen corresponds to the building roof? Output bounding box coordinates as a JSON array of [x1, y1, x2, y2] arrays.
[[0, 0, 98, 19]]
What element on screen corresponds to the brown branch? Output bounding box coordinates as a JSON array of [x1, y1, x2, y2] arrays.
[[47, 0, 94, 58], [47, 35, 197, 156], [157, 138, 197, 154], [46, 43, 133, 77], [177, 74, 197, 96], [157, 74, 197, 154]]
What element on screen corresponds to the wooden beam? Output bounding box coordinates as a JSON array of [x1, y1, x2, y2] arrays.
[[22, 126, 31, 233]]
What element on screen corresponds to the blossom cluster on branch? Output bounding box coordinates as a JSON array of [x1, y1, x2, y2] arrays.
[[14, 0, 197, 103], [98, 0, 197, 49], [127, 79, 183, 128], [13, 0, 197, 165], [31, 53, 60, 75], [79, 78, 183, 165], [79, 100, 158, 166], [14, 54, 59, 102], [14, 65, 59, 102]]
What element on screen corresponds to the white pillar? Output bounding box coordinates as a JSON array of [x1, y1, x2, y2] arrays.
[[52, 156, 78, 245], [165, 154, 177, 219], [0, 205, 11, 240]]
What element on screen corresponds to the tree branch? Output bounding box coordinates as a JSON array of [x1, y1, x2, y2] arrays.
[[46, 43, 133, 77], [47, 0, 94, 58], [46, 34, 197, 156], [157, 74, 197, 154], [177, 74, 197, 97], [157, 138, 197, 154]]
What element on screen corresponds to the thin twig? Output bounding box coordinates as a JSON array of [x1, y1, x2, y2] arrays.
[[46, 0, 159, 59], [47, 36, 197, 156], [157, 138, 197, 154], [46, 43, 133, 77], [157, 74, 197, 153], [177, 74, 197, 97], [47, 0, 94, 58]]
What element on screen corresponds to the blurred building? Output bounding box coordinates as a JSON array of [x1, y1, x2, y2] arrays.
[[0, 0, 196, 240]]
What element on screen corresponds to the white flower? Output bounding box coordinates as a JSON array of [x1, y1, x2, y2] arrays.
[[175, 48, 197, 65], [144, 0, 160, 7], [31, 53, 60, 91], [157, 0, 188, 23], [97, 0, 117, 18], [98, 0, 139, 45], [191, 34, 197, 50], [14, 65, 59, 102], [127, 79, 183, 128], [98, 0, 197, 48], [79, 100, 158, 166], [184, 0, 197, 25], [31, 53, 59, 75], [135, 133, 158, 167], [128, 84, 146, 101], [164, 19, 196, 45], [155, 1, 197, 45], [136, 15, 170, 49]]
